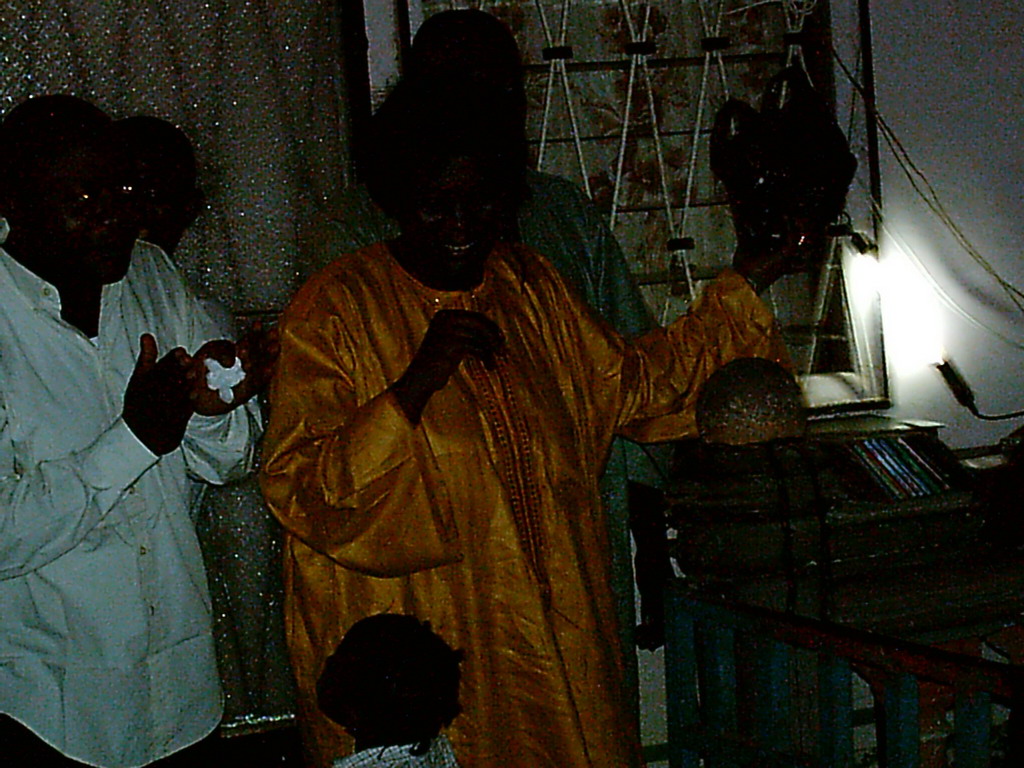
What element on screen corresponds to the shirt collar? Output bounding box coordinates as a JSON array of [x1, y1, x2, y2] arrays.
[[0, 218, 64, 314], [0, 217, 139, 321]]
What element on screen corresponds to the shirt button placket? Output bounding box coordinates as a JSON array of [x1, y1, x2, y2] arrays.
[[137, 533, 158, 640]]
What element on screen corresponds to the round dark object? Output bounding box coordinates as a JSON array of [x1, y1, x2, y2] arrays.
[[697, 357, 806, 445]]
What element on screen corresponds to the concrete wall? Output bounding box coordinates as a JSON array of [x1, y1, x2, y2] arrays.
[[870, 2, 1024, 449]]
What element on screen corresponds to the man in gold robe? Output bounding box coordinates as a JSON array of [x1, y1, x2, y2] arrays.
[[261, 247, 787, 767], [260, 78, 791, 768]]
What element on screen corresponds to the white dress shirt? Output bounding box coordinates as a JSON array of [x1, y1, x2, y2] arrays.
[[0, 228, 261, 768]]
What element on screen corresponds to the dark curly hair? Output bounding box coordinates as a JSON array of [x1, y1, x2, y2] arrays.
[[317, 613, 464, 753], [359, 76, 528, 222], [0, 94, 112, 202]]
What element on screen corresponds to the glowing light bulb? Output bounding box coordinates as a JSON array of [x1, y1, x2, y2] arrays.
[[876, 245, 945, 373]]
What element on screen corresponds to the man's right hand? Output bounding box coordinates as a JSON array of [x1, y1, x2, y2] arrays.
[[390, 309, 504, 424], [122, 334, 195, 455]]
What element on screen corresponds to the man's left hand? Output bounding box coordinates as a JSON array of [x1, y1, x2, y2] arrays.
[[188, 321, 279, 415]]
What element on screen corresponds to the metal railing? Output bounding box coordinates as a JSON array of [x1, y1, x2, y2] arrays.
[[665, 584, 1024, 767]]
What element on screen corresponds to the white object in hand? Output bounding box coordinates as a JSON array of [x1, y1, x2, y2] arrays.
[[205, 357, 246, 404]]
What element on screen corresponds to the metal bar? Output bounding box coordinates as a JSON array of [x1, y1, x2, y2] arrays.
[[670, 589, 1019, 698], [753, 637, 793, 754], [521, 50, 786, 75], [664, 588, 701, 768], [635, 267, 720, 286], [525, 127, 716, 144], [664, 589, 1022, 767], [883, 673, 920, 768], [818, 654, 854, 767], [698, 619, 738, 766], [1007, 687, 1024, 767], [953, 690, 992, 768]]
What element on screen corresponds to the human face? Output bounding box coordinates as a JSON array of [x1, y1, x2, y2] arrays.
[[12, 140, 139, 286], [129, 159, 202, 254], [396, 156, 511, 291]]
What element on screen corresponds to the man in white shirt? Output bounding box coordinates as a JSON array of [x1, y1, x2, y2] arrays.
[[0, 95, 271, 767]]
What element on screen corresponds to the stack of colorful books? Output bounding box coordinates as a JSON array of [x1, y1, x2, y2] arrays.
[[846, 436, 954, 500]]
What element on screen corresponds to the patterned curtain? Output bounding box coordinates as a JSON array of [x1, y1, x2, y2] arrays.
[[1, 1, 349, 314]]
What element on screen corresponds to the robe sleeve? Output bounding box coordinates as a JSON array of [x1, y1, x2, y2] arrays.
[[529, 257, 790, 448], [140, 244, 263, 486], [259, 287, 460, 578], [616, 268, 791, 443]]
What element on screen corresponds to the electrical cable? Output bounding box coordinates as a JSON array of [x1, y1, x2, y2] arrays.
[[934, 358, 1024, 421], [871, 208, 1024, 354], [831, 44, 1024, 319], [832, 44, 1024, 354], [829, 42, 1024, 419]]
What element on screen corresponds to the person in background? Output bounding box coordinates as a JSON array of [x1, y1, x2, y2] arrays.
[[111, 115, 204, 256], [261, 77, 791, 768], [112, 111, 294, 735], [317, 614, 463, 768], [0, 94, 273, 768]]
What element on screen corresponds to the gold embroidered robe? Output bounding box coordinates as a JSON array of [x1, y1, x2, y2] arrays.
[[260, 241, 787, 768]]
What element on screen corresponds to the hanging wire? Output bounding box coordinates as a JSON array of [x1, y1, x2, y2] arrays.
[[609, 0, 643, 227], [609, 0, 699, 318], [779, 0, 815, 85], [841, 131, 1024, 358], [783, 0, 818, 36], [784, 0, 818, 20], [533, 0, 558, 168], [640, 19, 682, 246], [611, 1, 683, 288], [668, 0, 730, 319], [843, 35, 862, 139], [693, 0, 732, 107], [832, 44, 1024, 321], [727, 0, 787, 14], [876, 206, 1024, 354], [704, 0, 732, 95], [675, 18, 713, 282], [555, 0, 594, 197], [726, 0, 817, 69], [727, 0, 816, 21], [532, 0, 592, 196]]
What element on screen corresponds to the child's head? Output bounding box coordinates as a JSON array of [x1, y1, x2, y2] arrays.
[[317, 613, 463, 752]]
